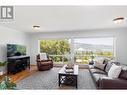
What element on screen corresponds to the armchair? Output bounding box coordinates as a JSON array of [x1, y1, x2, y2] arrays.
[[36, 53, 53, 71]]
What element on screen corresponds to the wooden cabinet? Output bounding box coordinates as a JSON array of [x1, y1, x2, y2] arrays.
[[7, 56, 30, 74]]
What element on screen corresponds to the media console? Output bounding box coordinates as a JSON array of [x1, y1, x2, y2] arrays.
[[7, 55, 30, 74]]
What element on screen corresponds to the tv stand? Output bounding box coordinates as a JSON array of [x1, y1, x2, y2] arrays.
[[7, 55, 30, 74]]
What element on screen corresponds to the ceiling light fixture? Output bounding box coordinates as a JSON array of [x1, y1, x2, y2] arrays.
[[113, 17, 125, 24], [33, 25, 40, 30]]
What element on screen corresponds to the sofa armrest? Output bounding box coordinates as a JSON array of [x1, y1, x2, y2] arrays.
[[99, 77, 127, 89], [36, 59, 41, 62], [48, 59, 53, 61]]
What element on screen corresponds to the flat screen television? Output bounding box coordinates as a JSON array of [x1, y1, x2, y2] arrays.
[[7, 44, 26, 57]]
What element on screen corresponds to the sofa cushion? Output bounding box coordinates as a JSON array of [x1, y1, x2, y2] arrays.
[[108, 64, 122, 79], [40, 62, 51, 65], [92, 73, 107, 83], [90, 68, 106, 74], [89, 65, 95, 69]]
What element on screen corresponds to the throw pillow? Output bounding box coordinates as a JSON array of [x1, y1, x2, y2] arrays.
[[105, 61, 113, 73], [112, 62, 120, 66], [103, 59, 109, 64], [119, 70, 127, 80], [108, 64, 122, 79], [40, 53, 48, 60], [97, 59, 104, 64], [94, 61, 106, 70]]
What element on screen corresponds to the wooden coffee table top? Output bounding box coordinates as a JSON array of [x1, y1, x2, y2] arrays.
[[58, 65, 78, 75]]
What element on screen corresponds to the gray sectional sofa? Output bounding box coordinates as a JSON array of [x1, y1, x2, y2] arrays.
[[89, 60, 127, 89]]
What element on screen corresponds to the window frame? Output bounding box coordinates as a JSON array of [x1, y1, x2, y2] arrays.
[[38, 36, 115, 64]]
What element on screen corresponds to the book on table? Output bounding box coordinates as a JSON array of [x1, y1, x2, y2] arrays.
[[65, 69, 74, 73]]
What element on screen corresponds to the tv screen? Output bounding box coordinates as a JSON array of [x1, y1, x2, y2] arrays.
[[7, 44, 26, 57]]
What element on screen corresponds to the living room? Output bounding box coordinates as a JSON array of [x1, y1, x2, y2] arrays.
[[0, 1, 127, 93]]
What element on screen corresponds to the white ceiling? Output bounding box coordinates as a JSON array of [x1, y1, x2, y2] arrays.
[[0, 6, 127, 33]]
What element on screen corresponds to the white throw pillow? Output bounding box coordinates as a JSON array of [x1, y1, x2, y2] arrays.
[[108, 64, 122, 79], [96, 58, 104, 64], [40, 53, 48, 60], [94, 62, 106, 70]]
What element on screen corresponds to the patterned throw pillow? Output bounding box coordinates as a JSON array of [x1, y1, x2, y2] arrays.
[[108, 64, 122, 78], [105, 61, 113, 73]]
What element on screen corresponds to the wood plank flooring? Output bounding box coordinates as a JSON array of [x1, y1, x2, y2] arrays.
[[0, 65, 37, 83]]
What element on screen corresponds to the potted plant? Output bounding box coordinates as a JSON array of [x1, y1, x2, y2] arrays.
[[0, 76, 16, 89], [0, 61, 7, 75]]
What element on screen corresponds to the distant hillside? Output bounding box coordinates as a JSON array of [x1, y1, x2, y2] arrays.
[[74, 43, 113, 51]]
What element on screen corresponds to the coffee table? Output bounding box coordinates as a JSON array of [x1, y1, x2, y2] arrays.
[[58, 65, 78, 89]]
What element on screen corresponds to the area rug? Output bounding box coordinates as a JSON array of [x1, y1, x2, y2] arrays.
[[16, 68, 96, 89]]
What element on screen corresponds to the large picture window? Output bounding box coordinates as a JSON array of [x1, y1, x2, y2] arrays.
[[39, 37, 114, 64]]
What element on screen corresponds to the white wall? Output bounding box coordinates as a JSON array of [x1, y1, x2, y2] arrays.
[[115, 29, 127, 65], [28, 28, 127, 65], [0, 25, 29, 62]]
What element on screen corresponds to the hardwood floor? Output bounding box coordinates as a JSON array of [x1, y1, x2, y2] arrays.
[[0, 65, 37, 83], [0, 65, 85, 83]]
